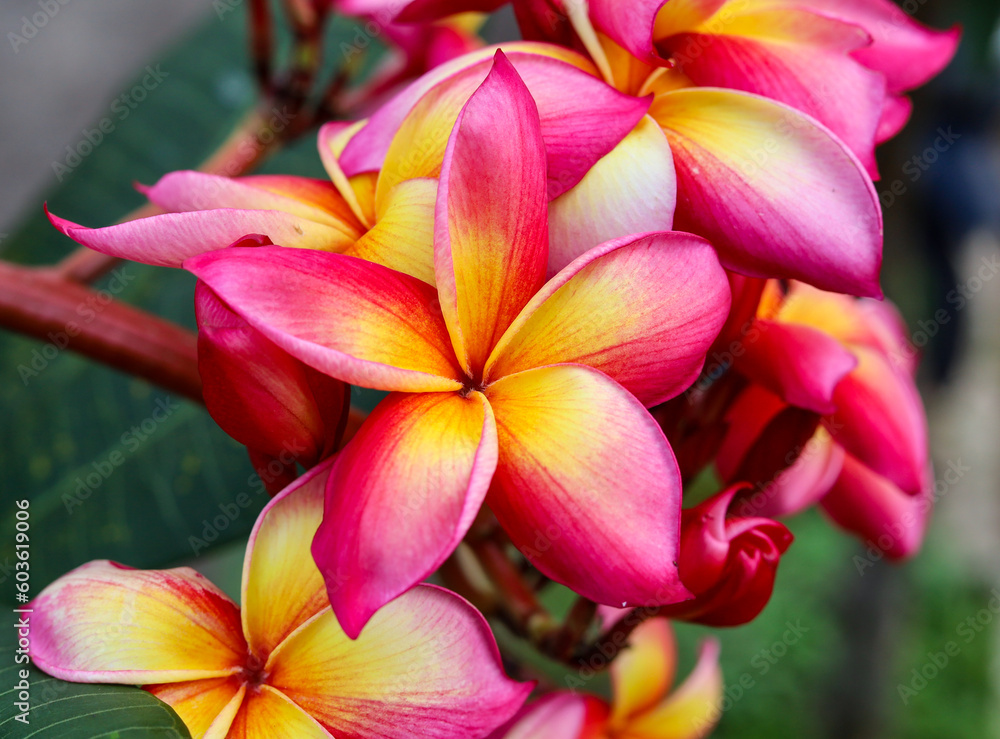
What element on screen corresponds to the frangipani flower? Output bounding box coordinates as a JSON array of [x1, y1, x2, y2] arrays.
[[659, 485, 793, 626], [46, 46, 651, 273], [29, 463, 531, 738], [337, 23, 887, 296], [493, 618, 722, 738], [718, 280, 932, 559], [394, 0, 959, 161], [187, 52, 732, 637]]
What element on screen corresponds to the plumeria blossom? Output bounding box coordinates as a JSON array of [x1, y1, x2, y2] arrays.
[[186, 52, 732, 637], [337, 20, 886, 296], [28, 463, 531, 738], [196, 271, 351, 492], [492, 618, 722, 738], [658, 486, 793, 626], [393, 0, 959, 157], [718, 279, 932, 559], [46, 46, 652, 272]]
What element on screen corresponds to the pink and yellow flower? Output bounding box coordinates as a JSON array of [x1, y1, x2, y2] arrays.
[[186, 52, 732, 637], [46, 46, 650, 272], [493, 618, 722, 738], [394, 0, 958, 163], [718, 279, 932, 559], [29, 463, 531, 738], [334, 36, 887, 296]]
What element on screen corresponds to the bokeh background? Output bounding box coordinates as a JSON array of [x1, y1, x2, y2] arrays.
[[1, 1, 998, 737]]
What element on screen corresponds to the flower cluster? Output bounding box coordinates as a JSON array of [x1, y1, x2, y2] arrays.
[[33, 1, 957, 736]]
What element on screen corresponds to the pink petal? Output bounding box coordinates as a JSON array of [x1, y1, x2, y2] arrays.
[[877, 94, 913, 143], [821, 453, 932, 560], [735, 318, 859, 414], [664, 8, 886, 175], [589, 0, 669, 63], [827, 346, 928, 494], [46, 207, 356, 269], [434, 51, 549, 375], [718, 386, 845, 518], [395, 0, 507, 21], [651, 88, 884, 297], [486, 231, 730, 408], [186, 246, 465, 393], [486, 364, 691, 609], [489, 693, 590, 739], [142, 171, 362, 230], [792, 0, 960, 92], [312, 391, 498, 638]]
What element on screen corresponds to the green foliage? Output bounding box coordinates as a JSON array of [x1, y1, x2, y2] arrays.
[[0, 636, 191, 738]]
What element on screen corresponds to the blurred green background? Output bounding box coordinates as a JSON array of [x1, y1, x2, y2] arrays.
[[1, 1, 998, 737]]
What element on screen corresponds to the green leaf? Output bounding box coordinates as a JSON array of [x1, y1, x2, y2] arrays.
[[0, 637, 191, 738]]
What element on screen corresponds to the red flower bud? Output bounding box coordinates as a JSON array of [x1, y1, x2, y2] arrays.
[[661, 486, 793, 626]]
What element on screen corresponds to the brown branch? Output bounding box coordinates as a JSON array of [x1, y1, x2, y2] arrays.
[[0, 262, 201, 403]]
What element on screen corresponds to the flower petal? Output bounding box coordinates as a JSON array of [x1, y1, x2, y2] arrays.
[[395, 0, 506, 23], [650, 88, 883, 297], [821, 453, 932, 560], [735, 319, 858, 414], [589, 0, 668, 62], [717, 386, 844, 518], [664, 7, 886, 175], [312, 391, 498, 639], [827, 346, 928, 494], [46, 207, 352, 269], [621, 638, 722, 739], [267, 585, 531, 738], [877, 94, 913, 143], [653, 0, 728, 39], [791, 0, 960, 92], [434, 51, 549, 375], [548, 116, 676, 274], [142, 171, 363, 233], [486, 231, 730, 408], [486, 364, 691, 608], [204, 685, 247, 739], [241, 461, 333, 659], [145, 677, 244, 739], [339, 43, 649, 199], [186, 246, 465, 392], [30, 561, 245, 684], [344, 178, 438, 284], [227, 686, 334, 738], [489, 693, 590, 739], [610, 618, 676, 727], [196, 282, 349, 465]]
